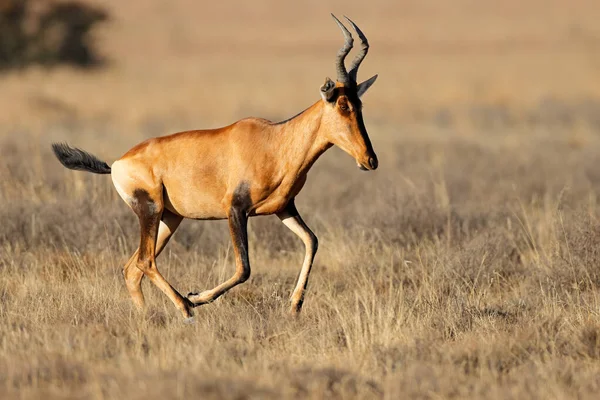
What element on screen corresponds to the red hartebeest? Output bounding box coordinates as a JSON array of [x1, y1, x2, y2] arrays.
[[52, 15, 378, 322]]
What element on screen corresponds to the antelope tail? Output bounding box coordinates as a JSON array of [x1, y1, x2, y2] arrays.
[[51, 142, 112, 174]]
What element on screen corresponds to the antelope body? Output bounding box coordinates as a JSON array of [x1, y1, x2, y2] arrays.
[[52, 15, 379, 321]]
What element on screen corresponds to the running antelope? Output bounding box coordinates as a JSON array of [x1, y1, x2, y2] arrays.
[[52, 15, 378, 321]]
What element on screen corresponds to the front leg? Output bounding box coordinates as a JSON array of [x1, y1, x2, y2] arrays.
[[277, 200, 318, 315], [187, 200, 250, 306]]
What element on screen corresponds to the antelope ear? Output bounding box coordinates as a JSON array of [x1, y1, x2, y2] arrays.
[[356, 74, 378, 98], [320, 77, 336, 101]]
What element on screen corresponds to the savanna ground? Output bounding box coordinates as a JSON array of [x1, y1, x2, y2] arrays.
[[2, 0, 600, 398]]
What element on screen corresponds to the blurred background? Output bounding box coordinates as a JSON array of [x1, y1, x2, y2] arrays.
[[1, 0, 599, 140]]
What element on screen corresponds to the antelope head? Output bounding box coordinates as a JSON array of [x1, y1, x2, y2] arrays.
[[320, 14, 379, 171]]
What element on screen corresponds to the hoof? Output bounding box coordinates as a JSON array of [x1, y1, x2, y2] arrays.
[[183, 317, 196, 325], [289, 308, 301, 317], [289, 299, 304, 316]]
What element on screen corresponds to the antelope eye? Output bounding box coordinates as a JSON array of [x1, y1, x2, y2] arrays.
[[339, 104, 349, 111]]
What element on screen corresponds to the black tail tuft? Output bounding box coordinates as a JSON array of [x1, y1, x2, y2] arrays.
[[51, 142, 112, 174]]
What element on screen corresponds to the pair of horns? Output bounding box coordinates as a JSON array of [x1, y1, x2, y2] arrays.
[[331, 14, 369, 85]]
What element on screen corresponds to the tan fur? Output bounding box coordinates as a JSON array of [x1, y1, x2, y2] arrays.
[[108, 92, 377, 318], [55, 16, 379, 319], [112, 98, 373, 218]]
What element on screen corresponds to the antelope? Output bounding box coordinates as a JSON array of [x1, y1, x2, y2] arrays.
[[51, 14, 378, 322]]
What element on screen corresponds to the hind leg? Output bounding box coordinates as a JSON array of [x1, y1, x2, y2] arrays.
[[112, 161, 192, 318], [130, 188, 192, 318], [123, 209, 183, 309]]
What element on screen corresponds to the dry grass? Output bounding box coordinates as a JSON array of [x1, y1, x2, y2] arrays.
[[2, 1, 600, 399]]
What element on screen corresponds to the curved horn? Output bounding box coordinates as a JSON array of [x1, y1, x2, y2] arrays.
[[331, 13, 353, 84], [344, 16, 369, 82]]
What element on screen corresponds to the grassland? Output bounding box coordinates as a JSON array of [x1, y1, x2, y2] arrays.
[[2, 1, 600, 399]]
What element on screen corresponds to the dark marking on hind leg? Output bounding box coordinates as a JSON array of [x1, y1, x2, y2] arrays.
[[131, 189, 160, 260], [129, 187, 192, 318]]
